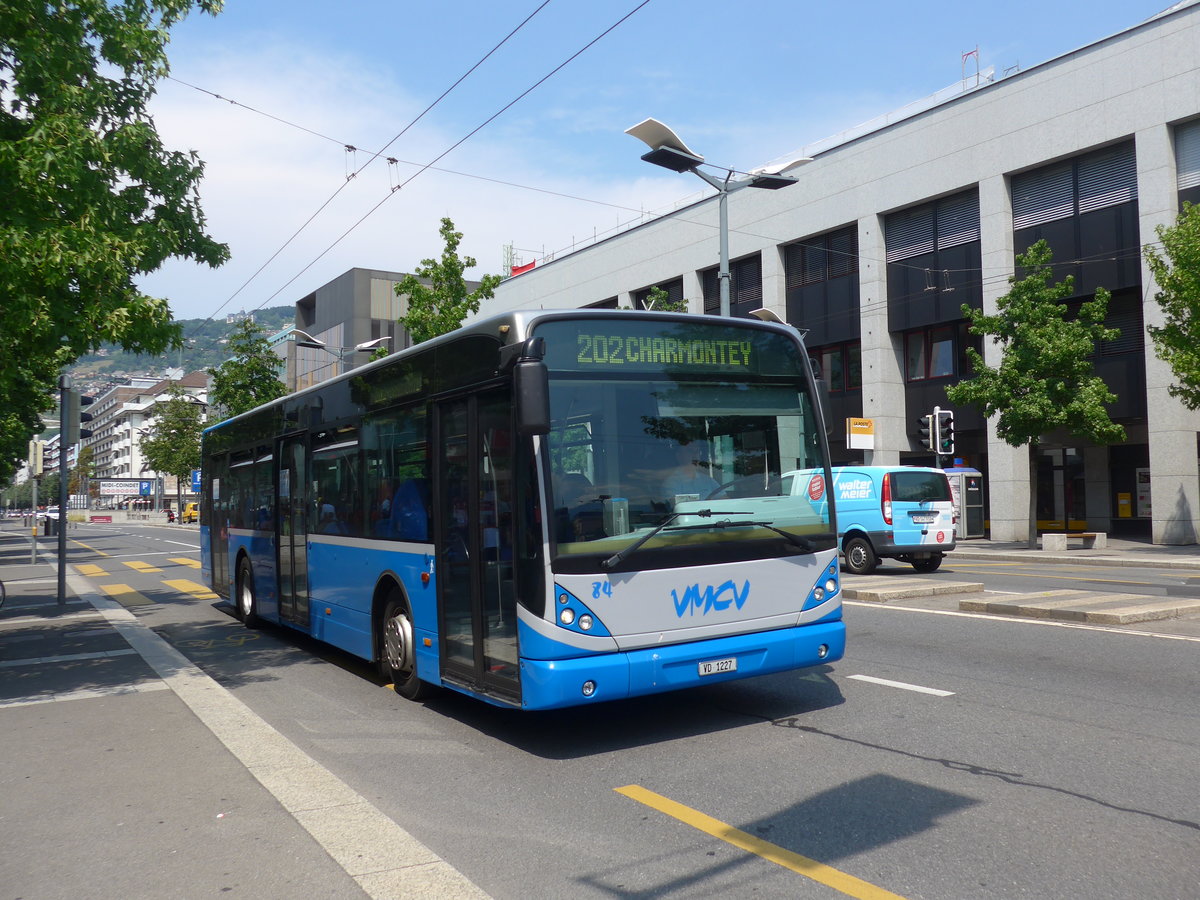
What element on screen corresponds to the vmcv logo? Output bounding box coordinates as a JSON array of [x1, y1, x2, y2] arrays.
[[671, 580, 751, 617]]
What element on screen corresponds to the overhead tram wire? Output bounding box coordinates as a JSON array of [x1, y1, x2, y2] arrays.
[[252, 0, 654, 311], [179, 0, 554, 333]]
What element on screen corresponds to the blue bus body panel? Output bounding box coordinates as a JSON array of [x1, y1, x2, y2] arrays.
[[517, 619, 845, 710], [303, 538, 436, 666]]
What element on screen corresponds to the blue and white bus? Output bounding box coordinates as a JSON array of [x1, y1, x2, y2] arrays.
[[200, 310, 844, 710]]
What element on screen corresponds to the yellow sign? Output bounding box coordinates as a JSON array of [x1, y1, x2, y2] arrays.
[[845, 417, 875, 450], [1117, 492, 1132, 518]]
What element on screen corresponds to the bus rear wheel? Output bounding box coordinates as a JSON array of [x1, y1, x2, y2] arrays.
[[236, 557, 260, 627], [379, 592, 431, 701]]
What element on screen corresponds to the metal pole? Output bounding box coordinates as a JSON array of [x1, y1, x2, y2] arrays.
[[58, 374, 71, 605], [718, 185, 731, 318], [30, 477, 38, 564]]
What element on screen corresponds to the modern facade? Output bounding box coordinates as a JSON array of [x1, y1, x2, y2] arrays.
[[84, 371, 208, 507], [483, 2, 1200, 545]]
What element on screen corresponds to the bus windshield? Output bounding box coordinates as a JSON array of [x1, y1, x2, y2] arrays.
[[534, 317, 835, 573]]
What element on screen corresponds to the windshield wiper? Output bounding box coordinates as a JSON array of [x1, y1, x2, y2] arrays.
[[601, 508, 715, 570], [600, 512, 813, 570]]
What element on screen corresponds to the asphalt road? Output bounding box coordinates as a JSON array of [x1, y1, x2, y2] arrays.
[[27, 523, 1200, 899]]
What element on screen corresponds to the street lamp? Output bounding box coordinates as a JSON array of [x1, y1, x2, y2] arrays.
[[626, 117, 812, 317], [291, 329, 392, 360]]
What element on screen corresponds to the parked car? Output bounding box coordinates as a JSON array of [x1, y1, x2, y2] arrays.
[[181, 502, 199, 524]]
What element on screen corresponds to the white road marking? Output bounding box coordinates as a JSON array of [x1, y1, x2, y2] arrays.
[[846, 674, 955, 697], [844, 600, 1200, 642]]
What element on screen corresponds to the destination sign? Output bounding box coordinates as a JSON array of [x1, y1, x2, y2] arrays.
[[534, 317, 806, 377], [576, 333, 753, 369]]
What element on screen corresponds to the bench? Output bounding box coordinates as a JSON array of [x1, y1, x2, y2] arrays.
[[1042, 532, 1107, 551]]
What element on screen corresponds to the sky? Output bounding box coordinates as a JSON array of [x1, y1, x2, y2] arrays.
[[137, 0, 1185, 323]]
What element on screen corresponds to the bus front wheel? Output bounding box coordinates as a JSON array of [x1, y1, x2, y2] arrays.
[[236, 558, 260, 627], [379, 593, 431, 701]]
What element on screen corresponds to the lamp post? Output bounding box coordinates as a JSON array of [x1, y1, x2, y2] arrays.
[[626, 118, 811, 318], [292, 329, 391, 361]]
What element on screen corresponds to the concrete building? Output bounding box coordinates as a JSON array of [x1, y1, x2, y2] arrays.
[[85, 372, 208, 508], [483, 2, 1200, 544], [289, 268, 410, 392]]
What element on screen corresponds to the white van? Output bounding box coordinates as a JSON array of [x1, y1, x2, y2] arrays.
[[781, 466, 956, 575]]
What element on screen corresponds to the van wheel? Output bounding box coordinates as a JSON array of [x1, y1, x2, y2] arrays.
[[843, 536, 878, 575], [236, 557, 260, 627], [379, 591, 431, 701], [911, 554, 943, 573]]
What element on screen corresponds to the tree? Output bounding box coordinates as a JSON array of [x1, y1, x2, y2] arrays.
[[0, 0, 229, 484], [139, 383, 204, 512], [207, 319, 286, 418], [945, 240, 1125, 546], [642, 285, 688, 313], [397, 218, 503, 344], [1145, 202, 1200, 410]]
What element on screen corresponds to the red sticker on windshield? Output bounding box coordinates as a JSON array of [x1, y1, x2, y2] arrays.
[[808, 474, 825, 501]]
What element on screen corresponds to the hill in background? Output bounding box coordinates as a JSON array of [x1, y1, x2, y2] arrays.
[[70, 307, 295, 395]]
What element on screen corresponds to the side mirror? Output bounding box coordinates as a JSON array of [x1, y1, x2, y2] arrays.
[[511, 337, 550, 436]]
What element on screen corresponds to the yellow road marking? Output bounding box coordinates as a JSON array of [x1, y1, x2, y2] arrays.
[[615, 785, 908, 900], [123, 560, 162, 574], [100, 584, 155, 608], [164, 578, 219, 600], [70, 540, 110, 557], [75, 564, 108, 577], [170, 557, 201, 568]]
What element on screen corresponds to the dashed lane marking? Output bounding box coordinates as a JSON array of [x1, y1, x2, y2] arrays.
[[75, 564, 108, 577], [123, 560, 162, 574], [163, 578, 220, 600], [846, 674, 956, 697], [169, 557, 201, 568]]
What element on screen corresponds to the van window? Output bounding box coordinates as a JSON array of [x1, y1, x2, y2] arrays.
[[891, 471, 951, 502]]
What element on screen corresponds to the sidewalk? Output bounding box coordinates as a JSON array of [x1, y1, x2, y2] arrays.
[[0, 530, 489, 900], [952, 534, 1200, 570]]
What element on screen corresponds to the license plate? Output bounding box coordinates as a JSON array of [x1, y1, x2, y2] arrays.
[[698, 656, 737, 676], [912, 513, 937, 524]]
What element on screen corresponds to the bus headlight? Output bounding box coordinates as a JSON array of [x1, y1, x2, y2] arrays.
[[812, 587, 825, 602], [817, 644, 829, 659], [578, 614, 593, 631], [581, 680, 596, 697], [824, 578, 838, 593], [560, 608, 576, 625]]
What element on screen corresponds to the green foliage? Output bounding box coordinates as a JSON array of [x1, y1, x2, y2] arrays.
[[207, 319, 286, 419], [0, 0, 227, 484], [946, 240, 1125, 448], [397, 218, 503, 344], [643, 285, 687, 313], [138, 383, 204, 482], [1145, 202, 1200, 410]]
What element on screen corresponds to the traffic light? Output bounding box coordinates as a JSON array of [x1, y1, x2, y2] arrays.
[[936, 408, 955, 455], [916, 414, 934, 451], [28, 439, 44, 477], [63, 388, 95, 445]]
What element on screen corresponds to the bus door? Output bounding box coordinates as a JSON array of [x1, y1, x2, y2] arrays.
[[435, 388, 520, 700], [277, 434, 310, 629]]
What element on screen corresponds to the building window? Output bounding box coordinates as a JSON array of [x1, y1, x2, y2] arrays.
[[885, 190, 982, 330], [784, 225, 859, 345], [1011, 141, 1140, 296], [905, 326, 955, 381], [816, 343, 862, 392], [1175, 119, 1200, 208], [701, 255, 762, 318]]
